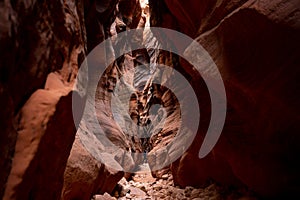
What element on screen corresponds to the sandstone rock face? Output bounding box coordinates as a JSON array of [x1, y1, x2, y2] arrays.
[[0, 0, 122, 199], [150, 0, 300, 197], [63, 1, 151, 198], [1, 0, 299, 199], [3, 86, 76, 200], [0, 0, 85, 197], [62, 136, 124, 200], [74, 0, 161, 176]]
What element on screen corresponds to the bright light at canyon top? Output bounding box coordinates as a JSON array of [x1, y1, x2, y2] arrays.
[[140, 0, 150, 27]]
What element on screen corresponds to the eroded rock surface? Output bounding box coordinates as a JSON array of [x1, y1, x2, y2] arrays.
[[0, 0, 123, 199], [149, 0, 300, 197], [62, 136, 124, 200], [4, 88, 75, 200], [1, 0, 299, 199]]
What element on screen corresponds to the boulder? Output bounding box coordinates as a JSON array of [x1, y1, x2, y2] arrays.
[[4, 89, 76, 200], [61, 136, 124, 200]]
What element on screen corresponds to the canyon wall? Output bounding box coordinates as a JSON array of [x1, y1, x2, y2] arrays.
[[0, 0, 299, 199], [0, 0, 84, 198], [0, 0, 122, 199], [149, 0, 300, 198]]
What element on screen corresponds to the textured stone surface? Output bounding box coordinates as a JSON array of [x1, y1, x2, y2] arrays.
[[1, 0, 299, 199], [4, 88, 76, 200], [0, 0, 86, 197], [62, 136, 124, 200], [0, 0, 121, 199], [94, 193, 117, 200], [149, 0, 300, 197], [99, 172, 255, 199]]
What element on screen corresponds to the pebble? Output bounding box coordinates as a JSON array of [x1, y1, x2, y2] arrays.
[[161, 174, 169, 179]]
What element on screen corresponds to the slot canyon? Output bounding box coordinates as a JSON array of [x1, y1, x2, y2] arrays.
[[0, 0, 300, 199]]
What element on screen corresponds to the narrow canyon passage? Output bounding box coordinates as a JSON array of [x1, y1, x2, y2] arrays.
[[0, 0, 299, 200], [89, 1, 255, 199]]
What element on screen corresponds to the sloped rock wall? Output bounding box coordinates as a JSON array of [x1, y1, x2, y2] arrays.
[[149, 0, 300, 197], [0, 0, 123, 199], [0, 0, 85, 197]]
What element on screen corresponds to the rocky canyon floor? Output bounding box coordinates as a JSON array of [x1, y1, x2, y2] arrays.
[[92, 164, 257, 200]]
